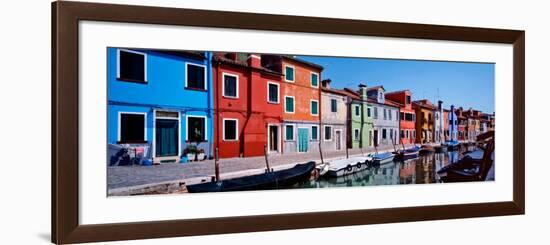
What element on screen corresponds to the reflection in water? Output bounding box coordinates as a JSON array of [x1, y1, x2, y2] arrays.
[[293, 146, 477, 189]]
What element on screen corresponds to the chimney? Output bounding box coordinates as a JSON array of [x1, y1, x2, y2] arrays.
[[321, 79, 331, 88], [247, 54, 261, 69], [438, 100, 443, 110], [358, 83, 368, 100]]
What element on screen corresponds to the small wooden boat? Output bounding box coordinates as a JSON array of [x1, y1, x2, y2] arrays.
[[186, 162, 316, 193], [438, 131, 494, 182], [395, 146, 420, 160], [420, 145, 436, 154], [434, 145, 447, 153], [323, 156, 373, 177], [372, 152, 396, 165], [445, 140, 460, 151]]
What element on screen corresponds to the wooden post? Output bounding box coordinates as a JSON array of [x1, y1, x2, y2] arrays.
[[318, 141, 324, 165], [214, 147, 220, 182], [264, 144, 271, 172], [346, 145, 349, 159]]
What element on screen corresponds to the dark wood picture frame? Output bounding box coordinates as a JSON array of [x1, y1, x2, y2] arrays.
[[52, 1, 525, 244]]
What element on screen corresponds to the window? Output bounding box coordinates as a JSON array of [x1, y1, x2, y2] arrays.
[[223, 119, 238, 141], [186, 63, 206, 90], [222, 73, 238, 98], [285, 125, 295, 140], [267, 82, 279, 103], [310, 100, 319, 115], [285, 96, 295, 113], [390, 129, 393, 140], [285, 65, 295, 82], [405, 113, 414, 121], [406, 95, 411, 104], [118, 49, 146, 82], [311, 126, 318, 140], [383, 108, 387, 120], [367, 107, 371, 117], [400, 130, 404, 138], [324, 126, 332, 141], [374, 107, 378, 119], [382, 129, 387, 139], [400, 112, 404, 120], [311, 72, 319, 87], [331, 99, 337, 112], [119, 113, 146, 143], [187, 116, 206, 142], [354, 129, 360, 141], [389, 109, 392, 120], [406, 130, 409, 138], [355, 105, 360, 116]]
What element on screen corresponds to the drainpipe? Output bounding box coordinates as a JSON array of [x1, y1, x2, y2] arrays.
[[207, 52, 214, 158], [215, 61, 221, 159]]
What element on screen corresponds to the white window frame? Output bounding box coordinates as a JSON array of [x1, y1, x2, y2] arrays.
[[117, 49, 147, 82], [266, 81, 280, 104], [284, 64, 295, 82], [284, 96, 295, 114], [310, 71, 319, 88], [285, 124, 296, 141], [117, 111, 147, 142], [184, 62, 207, 90], [222, 72, 239, 99], [354, 128, 360, 141], [324, 125, 333, 141], [310, 99, 319, 116], [185, 115, 208, 142], [222, 118, 239, 141], [311, 125, 319, 141], [153, 110, 182, 158]]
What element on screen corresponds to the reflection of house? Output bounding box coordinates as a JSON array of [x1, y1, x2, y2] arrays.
[[413, 99, 435, 144], [212, 53, 284, 158], [107, 48, 214, 163], [320, 79, 348, 152], [385, 90, 416, 145], [262, 55, 323, 154], [366, 86, 400, 147], [342, 85, 374, 149]]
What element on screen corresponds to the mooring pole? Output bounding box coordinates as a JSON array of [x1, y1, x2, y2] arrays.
[[346, 145, 349, 159], [214, 147, 220, 181], [319, 141, 325, 165], [264, 144, 271, 172]]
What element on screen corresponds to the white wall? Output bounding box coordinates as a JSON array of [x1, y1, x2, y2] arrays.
[[0, 0, 546, 244]]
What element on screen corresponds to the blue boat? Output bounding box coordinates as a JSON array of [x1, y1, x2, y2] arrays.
[[395, 146, 420, 160], [444, 140, 460, 151], [372, 152, 396, 165]]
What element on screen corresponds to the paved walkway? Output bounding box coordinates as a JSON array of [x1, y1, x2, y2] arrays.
[[107, 144, 413, 193]]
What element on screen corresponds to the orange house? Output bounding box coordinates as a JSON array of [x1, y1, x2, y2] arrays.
[[262, 55, 323, 154], [385, 90, 416, 145]]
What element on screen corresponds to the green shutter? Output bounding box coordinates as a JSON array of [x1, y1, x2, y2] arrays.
[[311, 101, 318, 115], [285, 97, 294, 112], [286, 126, 294, 140], [311, 73, 318, 87], [285, 66, 294, 81], [311, 126, 318, 140]]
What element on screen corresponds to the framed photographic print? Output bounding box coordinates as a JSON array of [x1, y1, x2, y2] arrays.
[[52, 1, 525, 244]]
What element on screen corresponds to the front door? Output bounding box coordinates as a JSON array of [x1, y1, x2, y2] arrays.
[[335, 130, 342, 150], [268, 125, 278, 152], [298, 128, 309, 153], [373, 129, 379, 147], [155, 119, 179, 157]]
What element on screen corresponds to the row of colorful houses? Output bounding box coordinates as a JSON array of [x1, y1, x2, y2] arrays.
[[107, 48, 495, 163]]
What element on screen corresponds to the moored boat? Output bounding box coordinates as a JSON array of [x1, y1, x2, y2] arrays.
[[445, 140, 460, 151], [434, 144, 447, 153], [323, 156, 373, 177], [186, 161, 316, 193], [372, 152, 396, 165], [395, 146, 420, 160], [420, 145, 436, 154]]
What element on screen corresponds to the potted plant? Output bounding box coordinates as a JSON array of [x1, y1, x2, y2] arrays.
[[185, 144, 197, 161], [196, 148, 205, 161]]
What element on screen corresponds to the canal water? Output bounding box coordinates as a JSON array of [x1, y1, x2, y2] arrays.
[[293, 146, 477, 189]]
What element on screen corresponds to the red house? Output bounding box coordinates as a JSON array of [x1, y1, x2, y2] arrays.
[[212, 53, 284, 158], [385, 90, 416, 144]]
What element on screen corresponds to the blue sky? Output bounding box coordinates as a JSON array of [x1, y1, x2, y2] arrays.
[[298, 55, 495, 113]]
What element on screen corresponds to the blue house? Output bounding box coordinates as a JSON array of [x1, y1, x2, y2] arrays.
[[447, 105, 458, 142], [107, 48, 214, 163]]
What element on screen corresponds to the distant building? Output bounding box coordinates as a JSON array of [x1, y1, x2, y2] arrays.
[[433, 100, 445, 144], [320, 79, 348, 152], [367, 86, 400, 147], [455, 107, 468, 141], [385, 90, 416, 145], [413, 99, 435, 144], [447, 105, 459, 141]]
